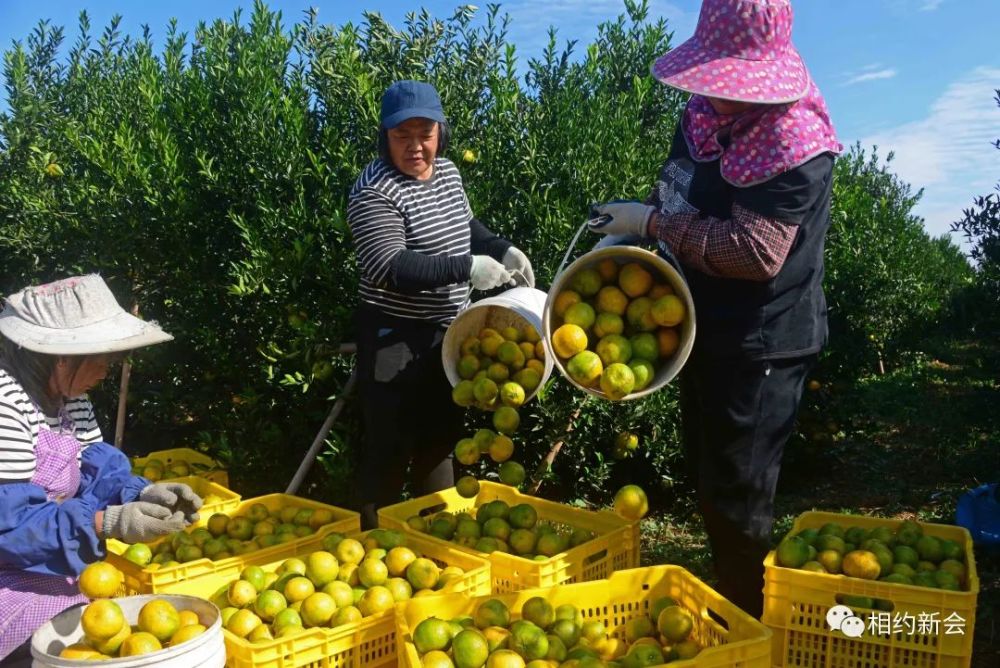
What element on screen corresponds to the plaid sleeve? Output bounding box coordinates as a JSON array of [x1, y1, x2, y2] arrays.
[[653, 204, 797, 281]]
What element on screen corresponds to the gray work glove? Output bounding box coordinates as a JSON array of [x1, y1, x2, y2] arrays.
[[103, 502, 189, 544], [502, 247, 535, 288], [588, 201, 655, 238], [139, 482, 203, 522], [470, 255, 514, 291]]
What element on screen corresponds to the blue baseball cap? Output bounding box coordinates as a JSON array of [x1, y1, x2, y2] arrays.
[[380, 80, 446, 129]]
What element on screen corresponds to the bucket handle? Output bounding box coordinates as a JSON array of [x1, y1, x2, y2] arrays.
[[557, 211, 690, 286]]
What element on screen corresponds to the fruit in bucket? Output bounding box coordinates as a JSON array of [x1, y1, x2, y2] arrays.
[[550, 259, 686, 400], [71, 562, 208, 659], [453, 324, 545, 411]]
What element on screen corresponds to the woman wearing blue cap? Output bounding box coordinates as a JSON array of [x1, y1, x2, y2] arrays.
[[348, 80, 534, 529]]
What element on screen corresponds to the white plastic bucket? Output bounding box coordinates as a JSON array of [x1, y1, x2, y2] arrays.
[[31, 594, 224, 668], [442, 287, 555, 403], [543, 245, 696, 400]]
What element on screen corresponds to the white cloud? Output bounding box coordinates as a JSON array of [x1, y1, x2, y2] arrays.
[[843, 68, 898, 86], [920, 0, 945, 11], [860, 66, 1000, 240]]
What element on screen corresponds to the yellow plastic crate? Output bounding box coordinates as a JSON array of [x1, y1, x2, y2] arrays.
[[106, 494, 360, 596], [168, 475, 241, 515], [396, 565, 772, 667], [763, 511, 979, 668], [132, 447, 230, 487], [199, 529, 491, 668], [378, 481, 639, 592]]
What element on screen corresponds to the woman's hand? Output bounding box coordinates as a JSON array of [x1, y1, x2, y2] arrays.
[[470, 255, 514, 291], [588, 201, 655, 238], [502, 247, 535, 288], [101, 502, 189, 543], [139, 482, 203, 522]]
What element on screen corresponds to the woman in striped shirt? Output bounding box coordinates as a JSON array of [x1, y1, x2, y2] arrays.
[[348, 81, 535, 529], [0, 275, 202, 662]]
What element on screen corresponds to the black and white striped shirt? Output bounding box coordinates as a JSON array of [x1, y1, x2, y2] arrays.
[[348, 158, 475, 324], [0, 368, 103, 482]]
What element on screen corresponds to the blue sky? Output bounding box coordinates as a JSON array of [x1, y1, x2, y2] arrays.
[[2, 0, 998, 243]]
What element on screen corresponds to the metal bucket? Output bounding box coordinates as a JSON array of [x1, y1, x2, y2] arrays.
[[31, 594, 224, 668], [543, 244, 696, 400], [442, 287, 555, 404]]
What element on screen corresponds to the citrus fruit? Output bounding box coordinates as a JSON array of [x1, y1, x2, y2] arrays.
[[570, 268, 602, 297], [481, 333, 505, 357], [358, 558, 389, 587], [553, 291, 582, 318], [79, 562, 124, 599], [423, 650, 456, 667], [600, 363, 636, 400], [414, 617, 453, 654], [122, 543, 153, 567], [500, 382, 526, 408], [651, 295, 685, 326], [628, 359, 655, 391], [613, 485, 649, 520], [486, 649, 526, 668], [551, 324, 588, 359], [248, 624, 274, 642], [452, 380, 476, 407], [489, 434, 515, 462], [843, 550, 881, 580], [456, 475, 481, 498], [596, 258, 619, 282], [508, 504, 538, 529], [301, 592, 337, 627], [776, 536, 811, 568], [657, 605, 693, 643], [657, 328, 680, 357], [493, 406, 520, 435], [619, 263, 653, 297], [522, 596, 554, 628], [457, 354, 480, 380], [138, 599, 181, 642], [119, 631, 162, 657], [626, 297, 657, 331], [407, 558, 441, 590], [305, 551, 340, 587], [563, 302, 597, 330], [475, 599, 511, 629], [254, 589, 288, 622], [335, 538, 365, 565], [453, 629, 490, 668], [171, 623, 207, 646], [499, 461, 526, 487], [916, 535, 944, 563], [473, 378, 500, 405], [629, 333, 658, 361], [593, 312, 624, 338], [228, 579, 257, 608], [455, 438, 481, 466], [59, 643, 106, 660], [81, 599, 126, 641], [817, 549, 843, 574], [624, 616, 655, 643], [566, 350, 603, 386], [284, 576, 316, 603], [595, 285, 628, 316], [89, 620, 130, 655], [512, 368, 541, 393], [595, 335, 632, 365]]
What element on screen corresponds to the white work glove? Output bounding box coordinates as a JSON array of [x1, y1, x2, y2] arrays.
[[139, 482, 203, 522], [502, 247, 535, 288], [470, 255, 514, 291], [103, 502, 190, 544], [588, 201, 655, 238]]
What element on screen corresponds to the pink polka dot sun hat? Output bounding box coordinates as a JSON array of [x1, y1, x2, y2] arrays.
[[652, 0, 809, 104]]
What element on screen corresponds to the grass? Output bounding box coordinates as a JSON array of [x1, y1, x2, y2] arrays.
[[639, 334, 1000, 666]]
